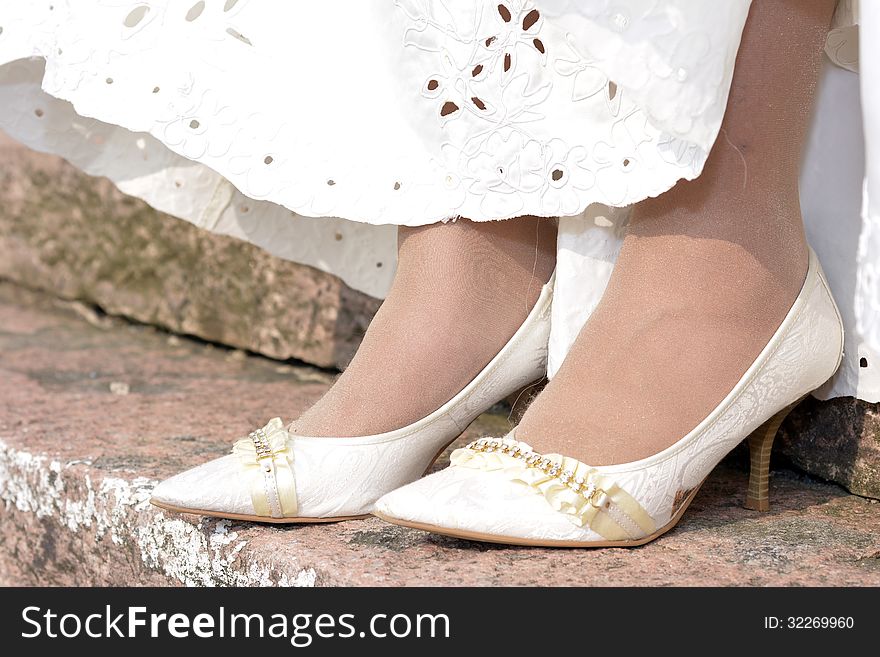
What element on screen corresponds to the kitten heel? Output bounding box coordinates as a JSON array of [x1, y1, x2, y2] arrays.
[[744, 399, 802, 512]]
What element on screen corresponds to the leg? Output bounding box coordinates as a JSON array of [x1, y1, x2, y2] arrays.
[[517, 0, 836, 464], [293, 215, 556, 437]]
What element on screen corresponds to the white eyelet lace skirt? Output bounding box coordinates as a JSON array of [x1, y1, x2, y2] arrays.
[[0, 0, 877, 401]]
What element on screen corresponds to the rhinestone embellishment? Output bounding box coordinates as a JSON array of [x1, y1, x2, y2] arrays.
[[248, 427, 274, 469], [464, 438, 604, 504]]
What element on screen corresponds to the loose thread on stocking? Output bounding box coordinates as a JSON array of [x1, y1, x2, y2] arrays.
[[524, 216, 542, 315], [720, 127, 749, 192]]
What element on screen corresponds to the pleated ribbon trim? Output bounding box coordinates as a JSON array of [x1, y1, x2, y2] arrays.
[[232, 417, 298, 518], [451, 435, 656, 541]]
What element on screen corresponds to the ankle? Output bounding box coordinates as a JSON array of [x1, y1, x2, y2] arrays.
[[396, 216, 556, 316], [292, 216, 556, 438]]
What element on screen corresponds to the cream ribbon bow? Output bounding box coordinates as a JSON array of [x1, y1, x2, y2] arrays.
[[232, 417, 298, 518]]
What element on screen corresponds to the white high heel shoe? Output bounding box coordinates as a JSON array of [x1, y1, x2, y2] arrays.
[[375, 249, 844, 547], [149, 274, 554, 523]]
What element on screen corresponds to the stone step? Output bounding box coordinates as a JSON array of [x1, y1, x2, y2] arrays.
[[1, 281, 878, 586]]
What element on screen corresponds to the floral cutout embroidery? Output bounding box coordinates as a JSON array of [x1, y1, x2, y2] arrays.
[[553, 33, 621, 116], [421, 49, 494, 123], [401, 0, 611, 216], [486, 2, 547, 74], [396, 0, 721, 217]]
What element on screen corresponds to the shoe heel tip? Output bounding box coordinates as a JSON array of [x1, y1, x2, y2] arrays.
[[744, 498, 770, 512]]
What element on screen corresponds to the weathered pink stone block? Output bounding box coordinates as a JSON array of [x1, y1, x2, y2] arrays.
[[0, 132, 380, 370]]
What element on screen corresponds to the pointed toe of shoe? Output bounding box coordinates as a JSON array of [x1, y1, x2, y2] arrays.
[[151, 454, 254, 517], [150, 471, 192, 509], [376, 466, 599, 544]]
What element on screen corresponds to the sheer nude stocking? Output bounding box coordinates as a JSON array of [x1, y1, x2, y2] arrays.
[[516, 0, 837, 465], [292, 216, 556, 437]]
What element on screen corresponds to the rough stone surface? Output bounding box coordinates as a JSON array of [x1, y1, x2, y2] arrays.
[[779, 396, 880, 500], [1, 282, 879, 587], [0, 132, 380, 370]]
